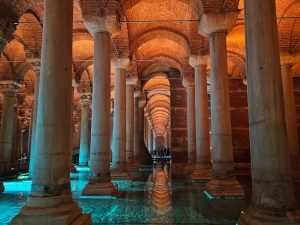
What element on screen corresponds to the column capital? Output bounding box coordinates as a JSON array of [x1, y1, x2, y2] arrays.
[[0, 81, 21, 97], [138, 93, 147, 107], [189, 55, 209, 68], [182, 75, 195, 88], [28, 58, 41, 76], [280, 52, 300, 67], [126, 75, 138, 86], [112, 58, 130, 70], [80, 92, 92, 106], [198, 12, 238, 37], [134, 87, 141, 98], [83, 9, 120, 37]]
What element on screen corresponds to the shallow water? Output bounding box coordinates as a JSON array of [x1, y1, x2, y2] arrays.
[[1, 163, 299, 224]]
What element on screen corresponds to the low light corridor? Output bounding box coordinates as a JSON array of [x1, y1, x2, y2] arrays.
[[1, 164, 300, 224]]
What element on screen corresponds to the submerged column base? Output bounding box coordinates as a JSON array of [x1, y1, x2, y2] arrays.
[[82, 181, 117, 196], [190, 163, 212, 182], [111, 165, 133, 181], [10, 194, 91, 225], [185, 161, 196, 173], [239, 206, 300, 225], [205, 178, 245, 199], [0, 182, 4, 192]]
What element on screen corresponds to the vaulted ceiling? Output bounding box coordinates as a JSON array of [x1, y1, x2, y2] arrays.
[[0, 0, 299, 136]]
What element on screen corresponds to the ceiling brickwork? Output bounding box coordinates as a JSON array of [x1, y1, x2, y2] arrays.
[[0, 0, 299, 134]]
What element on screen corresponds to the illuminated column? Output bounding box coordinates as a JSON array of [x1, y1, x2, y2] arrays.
[[0, 81, 18, 163], [28, 59, 40, 177], [199, 12, 244, 197], [10, 0, 91, 223], [138, 93, 150, 165], [81, 11, 119, 195], [281, 63, 300, 167], [134, 88, 141, 166], [147, 119, 153, 153], [126, 76, 138, 165], [189, 55, 212, 181], [79, 92, 91, 166], [182, 76, 196, 169], [239, 1, 300, 223], [111, 58, 132, 180]]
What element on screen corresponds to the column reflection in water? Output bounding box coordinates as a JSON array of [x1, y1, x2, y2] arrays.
[[145, 162, 173, 224]]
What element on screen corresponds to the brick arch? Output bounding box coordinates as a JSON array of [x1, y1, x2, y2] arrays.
[[278, 0, 300, 53], [2, 39, 31, 82], [130, 27, 190, 56], [14, 12, 43, 58], [139, 55, 183, 76], [121, 0, 203, 18]]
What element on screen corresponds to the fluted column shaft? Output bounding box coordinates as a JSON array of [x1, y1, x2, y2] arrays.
[[112, 68, 126, 169], [281, 64, 300, 167], [194, 65, 210, 164], [126, 84, 134, 163]]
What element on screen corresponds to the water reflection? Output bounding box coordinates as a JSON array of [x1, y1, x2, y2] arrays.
[[146, 162, 173, 224]]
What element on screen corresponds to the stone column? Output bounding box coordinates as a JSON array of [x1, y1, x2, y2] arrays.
[[139, 94, 151, 165], [10, 0, 91, 223], [0, 81, 18, 163], [189, 55, 212, 181], [152, 131, 156, 151], [79, 92, 91, 166], [126, 76, 138, 168], [182, 76, 196, 171], [199, 12, 244, 197], [133, 88, 141, 166], [111, 58, 132, 180], [28, 59, 40, 177], [148, 120, 153, 153], [281, 63, 300, 167], [239, 1, 300, 224], [82, 13, 119, 195]]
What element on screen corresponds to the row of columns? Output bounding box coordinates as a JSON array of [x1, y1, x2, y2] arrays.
[[4, 0, 300, 224]]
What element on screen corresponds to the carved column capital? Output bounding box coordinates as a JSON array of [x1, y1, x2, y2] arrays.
[[80, 92, 92, 106], [189, 55, 209, 68], [182, 75, 195, 88], [198, 12, 238, 37], [28, 58, 41, 76], [126, 75, 138, 86], [81, 7, 120, 37], [0, 81, 21, 97], [112, 58, 130, 70]]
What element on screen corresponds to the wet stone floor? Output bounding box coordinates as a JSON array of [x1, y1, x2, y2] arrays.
[[1, 164, 299, 225]]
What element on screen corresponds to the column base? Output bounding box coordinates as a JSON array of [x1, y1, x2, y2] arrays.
[[239, 206, 300, 225], [0, 182, 4, 192], [185, 162, 196, 173], [10, 195, 91, 225], [190, 164, 212, 182], [78, 162, 89, 167], [82, 181, 117, 196], [70, 164, 78, 173], [292, 166, 300, 180], [205, 178, 245, 199], [127, 161, 140, 171], [111, 166, 133, 181]]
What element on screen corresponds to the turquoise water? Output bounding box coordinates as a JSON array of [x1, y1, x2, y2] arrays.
[[0, 164, 249, 225]]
